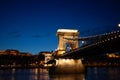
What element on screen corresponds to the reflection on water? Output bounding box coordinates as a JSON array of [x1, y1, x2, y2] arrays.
[[50, 74, 85, 80], [0, 67, 120, 80], [85, 67, 120, 80], [29, 68, 49, 80], [0, 68, 49, 80], [0, 68, 84, 80]]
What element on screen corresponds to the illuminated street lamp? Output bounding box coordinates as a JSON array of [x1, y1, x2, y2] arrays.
[[118, 23, 120, 27]]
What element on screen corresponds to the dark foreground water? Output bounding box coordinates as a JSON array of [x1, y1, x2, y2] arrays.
[[0, 67, 120, 80]]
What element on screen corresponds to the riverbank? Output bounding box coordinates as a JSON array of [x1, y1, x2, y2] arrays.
[[0, 65, 42, 69], [83, 62, 120, 67], [1, 63, 120, 70]]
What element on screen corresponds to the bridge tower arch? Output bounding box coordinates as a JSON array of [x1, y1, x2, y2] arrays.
[[56, 29, 79, 56]]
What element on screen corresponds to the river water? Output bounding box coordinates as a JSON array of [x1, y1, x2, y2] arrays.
[[0, 67, 120, 80]]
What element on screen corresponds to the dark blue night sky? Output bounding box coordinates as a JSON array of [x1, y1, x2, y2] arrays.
[[0, 0, 120, 54]]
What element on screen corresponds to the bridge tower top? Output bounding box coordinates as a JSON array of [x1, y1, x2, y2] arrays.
[[57, 29, 78, 33], [56, 29, 79, 56]]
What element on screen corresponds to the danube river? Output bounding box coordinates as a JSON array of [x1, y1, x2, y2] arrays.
[[0, 67, 120, 80]]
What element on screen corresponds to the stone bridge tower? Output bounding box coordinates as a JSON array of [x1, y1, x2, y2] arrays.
[[56, 29, 79, 56]]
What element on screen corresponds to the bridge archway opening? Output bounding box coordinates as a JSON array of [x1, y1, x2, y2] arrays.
[[65, 43, 71, 52], [56, 29, 79, 56]]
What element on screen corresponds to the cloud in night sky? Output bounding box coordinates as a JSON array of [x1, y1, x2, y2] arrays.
[[32, 33, 50, 38], [7, 31, 22, 38]]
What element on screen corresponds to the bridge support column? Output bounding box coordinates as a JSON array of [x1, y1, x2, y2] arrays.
[[56, 29, 79, 57], [49, 59, 84, 74]]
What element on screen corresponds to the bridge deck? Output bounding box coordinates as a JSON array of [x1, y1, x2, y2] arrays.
[[59, 31, 120, 59]]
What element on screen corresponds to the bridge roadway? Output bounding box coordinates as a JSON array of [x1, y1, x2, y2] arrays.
[[59, 30, 120, 59]]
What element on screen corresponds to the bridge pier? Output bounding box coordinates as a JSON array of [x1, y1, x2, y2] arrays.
[[49, 59, 84, 74], [49, 29, 84, 74]]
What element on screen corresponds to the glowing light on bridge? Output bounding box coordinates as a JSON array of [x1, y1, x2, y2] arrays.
[[57, 29, 78, 33], [118, 23, 120, 27], [54, 58, 84, 74], [81, 41, 84, 44]]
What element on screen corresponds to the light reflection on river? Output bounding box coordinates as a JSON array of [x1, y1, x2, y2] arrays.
[[0, 67, 120, 80]]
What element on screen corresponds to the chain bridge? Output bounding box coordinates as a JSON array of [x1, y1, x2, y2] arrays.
[[48, 29, 120, 74]]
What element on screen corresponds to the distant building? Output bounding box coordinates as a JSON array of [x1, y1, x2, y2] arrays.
[[40, 51, 53, 63], [5, 49, 19, 55], [0, 50, 5, 55], [107, 53, 120, 58], [20, 52, 32, 56], [40, 51, 53, 67], [0, 49, 32, 56]]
